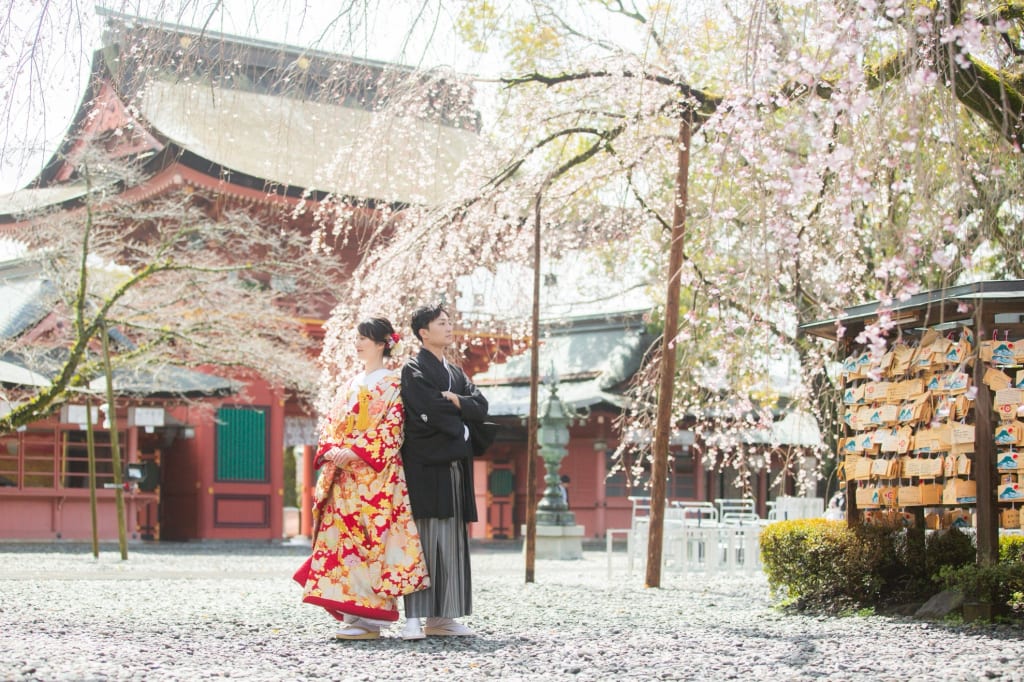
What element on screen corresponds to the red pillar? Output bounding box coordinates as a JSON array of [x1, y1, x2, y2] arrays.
[[595, 442, 607, 537], [300, 444, 315, 537]]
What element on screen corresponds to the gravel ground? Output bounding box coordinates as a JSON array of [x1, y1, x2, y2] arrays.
[[1, 541, 1023, 681]]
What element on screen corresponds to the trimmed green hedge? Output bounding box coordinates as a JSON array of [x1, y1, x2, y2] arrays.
[[1000, 535, 1024, 562], [760, 519, 977, 611], [760, 520, 890, 610]]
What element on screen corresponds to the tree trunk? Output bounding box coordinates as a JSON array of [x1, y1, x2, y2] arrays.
[[524, 191, 543, 583], [645, 110, 692, 588]]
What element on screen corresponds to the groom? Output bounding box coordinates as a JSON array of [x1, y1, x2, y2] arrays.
[[399, 304, 489, 639]]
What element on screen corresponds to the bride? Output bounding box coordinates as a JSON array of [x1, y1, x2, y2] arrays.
[[293, 316, 429, 640]]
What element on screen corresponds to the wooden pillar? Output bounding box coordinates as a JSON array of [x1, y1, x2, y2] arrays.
[[595, 442, 607, 537], [843, 429, 858, 525], [974, 308, 998, 566], [300, 444, 315, 537], [694, 443, 705, 502], [758, 465, 768, 518]]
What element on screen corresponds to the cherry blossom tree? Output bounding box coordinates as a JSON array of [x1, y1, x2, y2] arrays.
[[2, 1, 487, 424], [324, 0, 1024, 497], [0, 147, 348, 432], [8, 0, 1024, 495]]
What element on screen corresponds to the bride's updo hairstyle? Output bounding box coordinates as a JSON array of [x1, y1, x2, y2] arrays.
[[357, 317, 399, 357]]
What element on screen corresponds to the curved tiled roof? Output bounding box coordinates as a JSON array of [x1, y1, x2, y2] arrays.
[[3, 8, 480, 216], [138, 77, 478, 206]]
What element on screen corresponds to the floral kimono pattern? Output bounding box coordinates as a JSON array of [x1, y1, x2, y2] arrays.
[[293, 369, 429, 621]]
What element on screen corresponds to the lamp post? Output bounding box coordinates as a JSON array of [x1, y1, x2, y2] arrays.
[[536, 378, 587, 527]]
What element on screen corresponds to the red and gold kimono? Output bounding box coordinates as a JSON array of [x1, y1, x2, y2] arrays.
[[293, 368, 429, 621]]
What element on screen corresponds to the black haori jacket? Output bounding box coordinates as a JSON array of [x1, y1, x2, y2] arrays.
[[400, 348, 488, 522]]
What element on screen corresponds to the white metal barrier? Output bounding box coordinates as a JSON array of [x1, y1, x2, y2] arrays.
[[608, 498, 765, 577], [625, 496, 652, 572], [668, 500, 719, 526], [606, 528, 632, 578], [772, 496, 825, 520], [667, 525, 764, 574], [714, 497, 756, 520]]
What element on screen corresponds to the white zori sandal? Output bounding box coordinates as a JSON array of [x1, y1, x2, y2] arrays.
[[400, 618, 426, 641], [423, 617, 474, 636], [335, 617, 381, 640]]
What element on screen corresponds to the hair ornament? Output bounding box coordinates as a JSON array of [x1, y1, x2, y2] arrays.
[[386, 332, 404, 356]]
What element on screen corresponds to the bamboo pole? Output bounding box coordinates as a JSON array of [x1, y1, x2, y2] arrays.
[[100, 320, 128, 560], [645, 111, 692, 588], [524, 192, 542, 583]]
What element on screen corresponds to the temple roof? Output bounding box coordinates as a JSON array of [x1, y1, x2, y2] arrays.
[[800, 279, 1024, 341], [138, 77, 477, 206], [0, 258, 235, 397], [474, 313, 652, 416], [85, 365, 236, 398], [0, 8, 480, 218], [0, 264, 56, 339], [0, 183, 99, 218]]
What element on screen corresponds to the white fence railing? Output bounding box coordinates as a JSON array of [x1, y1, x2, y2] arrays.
[[607, 497, 799, 578]]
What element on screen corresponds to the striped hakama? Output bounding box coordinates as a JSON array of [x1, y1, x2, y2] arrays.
[[403, 461, 472, 618]]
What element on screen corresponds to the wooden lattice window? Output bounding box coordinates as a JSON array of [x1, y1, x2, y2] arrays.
[[215, 407, 267, 482]]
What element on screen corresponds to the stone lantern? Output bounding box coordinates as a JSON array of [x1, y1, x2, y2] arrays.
[[526, 377, 587, 559]]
